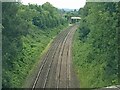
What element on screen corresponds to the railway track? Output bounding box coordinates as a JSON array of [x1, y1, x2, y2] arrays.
[[31, 24, 79, 89], [56, 25, 77, 88]]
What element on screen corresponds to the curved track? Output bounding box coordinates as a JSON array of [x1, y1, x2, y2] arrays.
[[31, 24, 79, 88]]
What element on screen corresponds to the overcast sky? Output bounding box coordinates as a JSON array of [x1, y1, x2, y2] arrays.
[[21, 0, 86, 9]]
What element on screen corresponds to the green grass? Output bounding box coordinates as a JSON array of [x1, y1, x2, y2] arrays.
[[72, 29, 118, 88]]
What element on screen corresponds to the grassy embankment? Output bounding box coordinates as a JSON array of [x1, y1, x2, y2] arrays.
[[3, 24, 68, 88], [72, 29, 118, 88], [22, 24, 69, 87]]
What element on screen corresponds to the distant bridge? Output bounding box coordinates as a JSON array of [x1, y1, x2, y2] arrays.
[[71, 17, 81, 23]]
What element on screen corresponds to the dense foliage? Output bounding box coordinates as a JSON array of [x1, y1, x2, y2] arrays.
[[73, 2, 119, 88], [2, 2, 68, 88]]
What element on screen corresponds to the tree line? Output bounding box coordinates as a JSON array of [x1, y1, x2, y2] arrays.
[[2, 2, 68, 88], [73, 2, 120, 88]]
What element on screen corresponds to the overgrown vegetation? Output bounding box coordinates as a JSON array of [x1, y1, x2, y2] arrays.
[[73, 2, 119, 88], [2, 2, 68, 88]]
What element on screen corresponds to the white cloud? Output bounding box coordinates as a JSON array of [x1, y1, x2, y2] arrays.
[[21, 0, 86, 9]]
